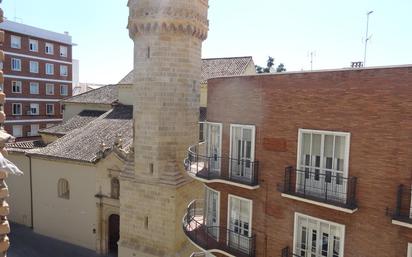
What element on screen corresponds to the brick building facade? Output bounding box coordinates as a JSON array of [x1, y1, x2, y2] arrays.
[[0, 20, 73, 138], [183, 65, 412, 257]]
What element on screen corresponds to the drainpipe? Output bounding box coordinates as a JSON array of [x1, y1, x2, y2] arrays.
[[28, 155, 33, 229]]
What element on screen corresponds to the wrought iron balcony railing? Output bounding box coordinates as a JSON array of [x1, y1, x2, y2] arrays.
[[281, 246, 305, 257], [183, 200, 256, 257], [282, 166, 357, 210], [184, 142, 259, 187], [392, 184, 412, 224]]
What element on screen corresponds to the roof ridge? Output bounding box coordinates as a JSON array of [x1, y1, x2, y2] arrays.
[[62, 84, 117, 101], [202, 56, 253, 61]]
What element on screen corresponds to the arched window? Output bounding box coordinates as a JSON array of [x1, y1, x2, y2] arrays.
[[58, 179, 70, 199], [111, 178, 120, 199]]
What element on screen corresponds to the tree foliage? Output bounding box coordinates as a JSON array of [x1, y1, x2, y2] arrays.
[[255, 56, 286, 73]]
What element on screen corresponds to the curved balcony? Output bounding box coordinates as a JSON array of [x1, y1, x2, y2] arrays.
[[183, 200, 256, 257], [184, 143, 259, 188]]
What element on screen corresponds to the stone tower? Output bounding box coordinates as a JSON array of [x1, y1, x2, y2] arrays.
[[119, 0, 209, 256]]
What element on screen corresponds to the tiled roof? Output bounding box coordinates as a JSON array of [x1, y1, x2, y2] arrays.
[[6, 140, 46, 153], [28, 105, 133, 163], [39, 110, 107, 136], [118, 70, 134, 84], [201, 56, 253, 83], [62, 84, 118, 105], [119, 56, 254, 84]]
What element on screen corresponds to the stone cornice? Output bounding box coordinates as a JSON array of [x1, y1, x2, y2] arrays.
[[128, 4, 209, 40]]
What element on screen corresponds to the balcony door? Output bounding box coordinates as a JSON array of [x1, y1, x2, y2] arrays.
[[294, 213, 344, 257], [228, 195, 252, 254], [206, 123, 222, 174], [230, 125, 255, 182], [205, 187, 220, 240], [297, 130, 350, 203]]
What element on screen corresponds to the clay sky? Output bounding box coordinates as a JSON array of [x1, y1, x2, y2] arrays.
[[3, 0, 412, 84]]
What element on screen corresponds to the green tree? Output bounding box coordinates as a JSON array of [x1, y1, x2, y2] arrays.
[[255, 56, 286, 73]]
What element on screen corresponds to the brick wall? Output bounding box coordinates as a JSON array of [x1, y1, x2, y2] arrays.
[[206, 66, 412, 257]]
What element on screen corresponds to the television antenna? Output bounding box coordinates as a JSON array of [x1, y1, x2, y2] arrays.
[[363, 11, 374, 67]]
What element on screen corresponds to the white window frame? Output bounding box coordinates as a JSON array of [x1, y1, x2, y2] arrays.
[[46, 104, 54, 115], [12, 125, 23, 137], [60, 84, 68, 96], [227, 194, 253, 248], [229, 124, 256, 179], [408, 243, 412, 257], [205, 122, 223, 174], [205, 185, 220, 240], [29, 61, 39, 74], [297, 129, 351, 180], [46, 83, 54, 95], [29, 39, 38, 52], [293, 212, 345, 257], [30, 124, 40, 136], [29, 103, 40, 115], [45, 42, 54, 55], [60, 45, 68, 57], [10, 35, 21, 49], [45, 63, 54, 75], [11, 58, 21, 71], [29, 82, 39, 95], [12, 103, 22, 115], [60, 65, 68, 76], [11, 81, 22, 93]]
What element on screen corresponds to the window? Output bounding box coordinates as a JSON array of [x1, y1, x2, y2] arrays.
[[45, 42, 54, 54], [57, 179, 70, 199], [10, 35, 21, 49], [12, 103, 22, 115], [46, 104, 54, 115], [206, 122, 222, 173], [30, 124, 39, 136], [12, 125, 23, 137], [60, 85, 68, 96], [45, 63, 54, 75], [294, 213, 345, 257], [29, 103, 39, 115], [111, 178, 120, 199], [11, 58, 21, 71], [12, 81, 22, 93], [408, 243, 412, 257], [60, 65, 68, 76], [230, 124, 256, 181], [60, 46, 68, 57], [29, 82, 39, 94], [29, 61, 39, 73], [297, 129, 350, 203], [29, 39, 38, 52], [228, 195, 252, 254], [205, 187, 220, 240], [46, 83, 54, 95]]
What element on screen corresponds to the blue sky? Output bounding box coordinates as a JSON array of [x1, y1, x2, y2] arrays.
[[3, 0, 412, 84]]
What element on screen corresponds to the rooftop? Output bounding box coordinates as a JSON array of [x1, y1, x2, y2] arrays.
[[0, 20, 72, 45], [40, 110, 107, 136], [118, 56, 255, 85], [28, 105, 133, 163], [62, 84, 118, 105], [201, 56, 254, 83]]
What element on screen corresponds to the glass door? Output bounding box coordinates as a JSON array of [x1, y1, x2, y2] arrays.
[[206, 123, 222, 175], [294, 214, 343, 257], [230, 125, 255, 182], [205, 187, 219, 240], [228, 195, 252, 254], [298, 130, 349, 203]]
